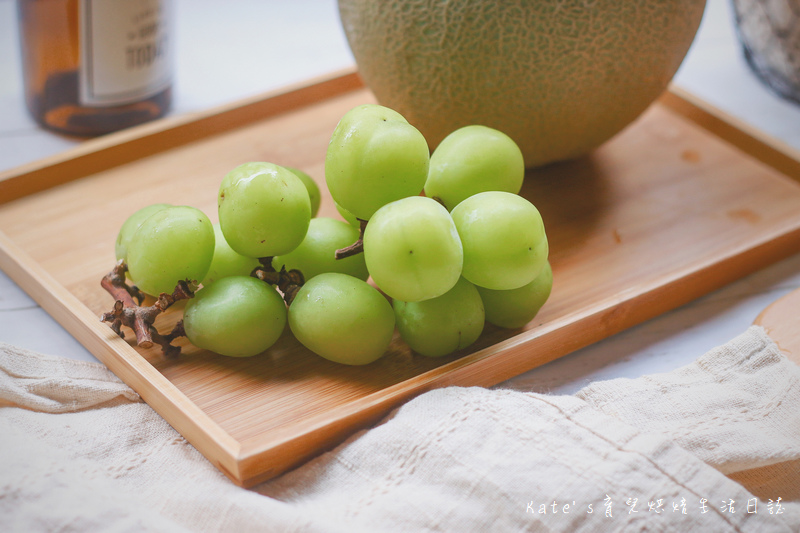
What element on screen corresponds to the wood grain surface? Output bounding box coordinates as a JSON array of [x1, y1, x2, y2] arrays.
[[2, 70, 800, 486]]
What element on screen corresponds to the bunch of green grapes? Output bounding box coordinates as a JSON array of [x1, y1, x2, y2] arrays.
[[326, 105, 551, 357], [112, 104, 552, 365]]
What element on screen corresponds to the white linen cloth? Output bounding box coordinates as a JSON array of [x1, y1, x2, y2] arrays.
[[1, 325, 799, 532]]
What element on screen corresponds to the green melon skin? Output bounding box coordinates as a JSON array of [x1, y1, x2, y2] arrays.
[[338, 0, 706, 168]]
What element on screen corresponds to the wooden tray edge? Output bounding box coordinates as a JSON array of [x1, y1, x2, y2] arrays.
[[0, 229, 246, 480], [0, 68, 364, 205], [661, 84, 800, 183]]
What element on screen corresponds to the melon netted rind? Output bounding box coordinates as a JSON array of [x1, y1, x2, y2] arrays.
[[338, 0, 706, 168]]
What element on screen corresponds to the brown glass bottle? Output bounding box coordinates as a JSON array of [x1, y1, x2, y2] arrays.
[[17, 0, 172, 137]]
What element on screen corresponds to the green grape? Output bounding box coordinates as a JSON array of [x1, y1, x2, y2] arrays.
[[183, 276, 286, 357], [424, 125, 524, 210], [477, 261, 552, 328], [450, 191, 548, 291], [126, 206, 215, 296], [286, 166, 321, 217], [335, 201, 361, 228], [288, 273, 395, 365], [325, 104, 429, 220], [272, 217, 368, 281], [393, 277, 484, 357], [363, 195, 463, 302], [115, 203, 171, 261], [218, 162, 311, 258], [201, 224, 260, 287]]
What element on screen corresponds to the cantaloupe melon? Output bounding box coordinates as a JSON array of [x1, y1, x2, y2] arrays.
[[338, 0, 706, 168]]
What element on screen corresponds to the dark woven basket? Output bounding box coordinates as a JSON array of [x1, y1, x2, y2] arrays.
[[731, 0, 800, 105]]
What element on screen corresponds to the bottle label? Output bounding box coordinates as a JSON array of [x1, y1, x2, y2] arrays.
[[79, 0, 173, 107]]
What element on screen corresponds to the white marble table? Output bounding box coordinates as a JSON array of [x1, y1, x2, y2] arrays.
[[1, 0, 800, 396]]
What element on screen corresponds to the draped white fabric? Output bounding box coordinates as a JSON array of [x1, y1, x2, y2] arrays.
[[1, 326, 798, 532]]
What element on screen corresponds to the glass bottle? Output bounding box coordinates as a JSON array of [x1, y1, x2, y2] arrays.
[[17, 0, 173, 137]]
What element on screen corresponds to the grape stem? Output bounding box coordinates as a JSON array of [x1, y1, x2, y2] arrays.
[[100, 260, 195, 356], [334, 218, 368, 260], [251, 257, 305, 305]]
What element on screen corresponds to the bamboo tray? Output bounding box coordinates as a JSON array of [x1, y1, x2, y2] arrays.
[[3, 70, 800, 487]]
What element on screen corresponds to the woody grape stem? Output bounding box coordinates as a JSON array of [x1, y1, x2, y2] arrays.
[[335, 218, 367, 259], [100, 260, 195, 356]]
